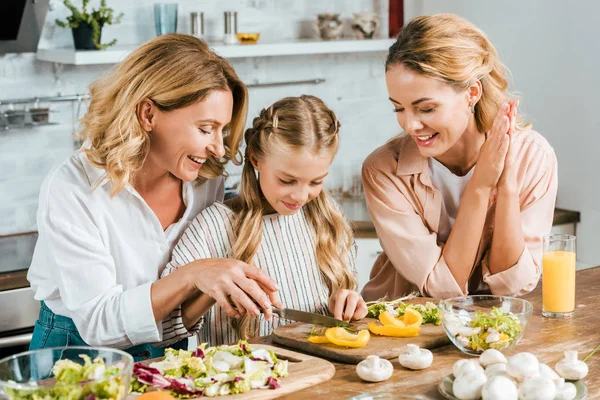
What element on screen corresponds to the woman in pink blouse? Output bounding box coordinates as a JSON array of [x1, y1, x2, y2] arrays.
[[361, 14, 558, 301]]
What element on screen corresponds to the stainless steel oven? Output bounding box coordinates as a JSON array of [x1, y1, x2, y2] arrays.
[[0, 232, 40, 359]]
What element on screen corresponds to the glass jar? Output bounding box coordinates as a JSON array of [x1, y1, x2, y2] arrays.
[[29, 100, 50, 125], [4, 103, 26, 128]]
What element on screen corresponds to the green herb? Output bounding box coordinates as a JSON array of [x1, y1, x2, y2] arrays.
[[308, 325, 327, 337], [584, 343, 600, 363]]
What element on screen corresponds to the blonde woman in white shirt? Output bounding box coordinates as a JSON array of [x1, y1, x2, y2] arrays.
[[27, 34, 282, 361]]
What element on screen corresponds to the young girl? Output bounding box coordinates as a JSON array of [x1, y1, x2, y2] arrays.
[[160, 95, 367, 345], [361, 14, 558, 301]]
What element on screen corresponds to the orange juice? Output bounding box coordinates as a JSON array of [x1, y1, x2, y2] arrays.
[[542, 250, 576, 313]]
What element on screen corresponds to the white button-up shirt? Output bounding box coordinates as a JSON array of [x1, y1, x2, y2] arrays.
[[27, 150, 223, 348]]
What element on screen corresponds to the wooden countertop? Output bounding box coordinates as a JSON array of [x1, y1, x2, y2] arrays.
[[267, 266, 600, 399], [339, 197, 581, 239]]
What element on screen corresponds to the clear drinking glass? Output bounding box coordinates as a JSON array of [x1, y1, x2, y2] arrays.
[[154, 3, 178, 36], [542, 234, 576, 318]]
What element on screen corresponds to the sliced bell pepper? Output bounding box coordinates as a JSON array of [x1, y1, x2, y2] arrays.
[[368, 322, 420, 337], [324, 327, 370, 348], [307, 335, 330, 344], [378, 311, 406, 327], [401, 307, 423, 327]]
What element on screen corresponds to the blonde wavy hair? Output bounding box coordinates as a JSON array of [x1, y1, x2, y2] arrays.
[[231, 95, 356, 339], [80, 34, 248, 195], [386, 13, 529, 133]]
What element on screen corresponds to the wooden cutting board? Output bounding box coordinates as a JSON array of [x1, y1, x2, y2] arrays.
[[272, 298, 450, 364], [127, 344, 335, 399]]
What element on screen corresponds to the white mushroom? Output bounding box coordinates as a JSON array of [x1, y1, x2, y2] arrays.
[[356, 355, 393, 382], [479, 349, 507, 368], [453, 359, 484, 378], [452, 367, 487, 400], [506, 352, 539, 382], [554, 377, 577, 400], [484, 363, 508, 378], [481, 374, 518, 400], [458, 326, 481, 337], [398, 344, 433, 370], [444, 314, 463, 336], [458, 336, 470, 348], [484, 328, 501, 344], [538, 363, 560, 380], [453, 359, 469, 377], [518, 376, 556, 400], [555, 350, 588, 380], [452, 358, 484, 378]]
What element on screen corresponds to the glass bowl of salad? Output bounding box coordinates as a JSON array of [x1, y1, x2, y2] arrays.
[[0, 346, 133, 400], [438, 295, 533, 356]]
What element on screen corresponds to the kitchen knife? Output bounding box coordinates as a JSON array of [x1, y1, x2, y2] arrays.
[[271, 306, 353, 328]]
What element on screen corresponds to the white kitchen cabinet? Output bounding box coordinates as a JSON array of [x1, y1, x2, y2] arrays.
[[550, 223, 576, 236], [355, 238, 383, 292]]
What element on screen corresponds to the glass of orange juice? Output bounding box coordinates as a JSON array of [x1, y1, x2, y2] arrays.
[[542, 234, 576, 317]]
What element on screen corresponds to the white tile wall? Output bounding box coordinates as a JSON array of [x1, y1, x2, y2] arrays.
[[0, 0, 400, 235]]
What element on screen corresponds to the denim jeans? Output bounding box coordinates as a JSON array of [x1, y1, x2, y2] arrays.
[[30, 302, 187, 362]]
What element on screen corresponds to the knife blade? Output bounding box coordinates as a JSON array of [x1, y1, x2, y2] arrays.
[[271, 306, 353, 328]]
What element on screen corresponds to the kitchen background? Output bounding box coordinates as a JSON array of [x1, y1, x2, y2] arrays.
[[0, 0, 598, 265]]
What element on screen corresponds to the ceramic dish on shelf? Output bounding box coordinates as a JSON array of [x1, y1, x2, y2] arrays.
[[236, 32, 260, 44]]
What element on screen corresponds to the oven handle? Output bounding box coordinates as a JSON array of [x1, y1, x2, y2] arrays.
[[0, 333, 33, 348]]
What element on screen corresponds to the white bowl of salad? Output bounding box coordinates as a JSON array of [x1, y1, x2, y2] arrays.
[[0, 346, 133, 400], [438, 295, 533, 356]]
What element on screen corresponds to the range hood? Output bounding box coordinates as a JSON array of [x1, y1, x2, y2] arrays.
[[0, 0, 50, 54]]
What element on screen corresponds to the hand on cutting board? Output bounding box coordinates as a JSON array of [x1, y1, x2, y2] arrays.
[[329, 289, 368, 322]]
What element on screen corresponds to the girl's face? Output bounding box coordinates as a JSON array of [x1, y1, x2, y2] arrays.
[[252, 145, 334, 215], [385, 64, 477, 158], [141, 89, 233, 182]]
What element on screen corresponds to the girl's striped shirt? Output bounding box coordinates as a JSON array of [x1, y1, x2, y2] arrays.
[[157, 202, 356, 346]]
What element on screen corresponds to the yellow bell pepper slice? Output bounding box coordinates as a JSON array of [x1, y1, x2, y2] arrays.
[[401, 307, 423, 327], [378, 311, 406, 327], [307, 335, 330, 344], [368, 322, 420, 337], [324, 327, 370, 348]]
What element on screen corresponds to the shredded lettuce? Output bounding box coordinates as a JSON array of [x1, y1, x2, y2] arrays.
[[5, 354, 126, 400], [464, 307, 522, 352], [131, 340, 288, 398]]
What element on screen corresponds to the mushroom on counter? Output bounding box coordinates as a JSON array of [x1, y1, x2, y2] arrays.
[[398, 344, 433, 370], [555, 350, 589, 380], [356, 355, 394, 382]]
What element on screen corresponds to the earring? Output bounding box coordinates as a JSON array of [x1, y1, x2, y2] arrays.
[[469, 105, 475, 113]]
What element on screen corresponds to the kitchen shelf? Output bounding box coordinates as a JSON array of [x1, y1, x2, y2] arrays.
[[36, 38, 395, 65]]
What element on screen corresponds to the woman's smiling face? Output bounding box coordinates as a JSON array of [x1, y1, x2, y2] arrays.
[[385, 64, 474, 158]]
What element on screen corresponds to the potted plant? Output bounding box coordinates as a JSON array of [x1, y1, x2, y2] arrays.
[[55, 0, 124, 50]]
